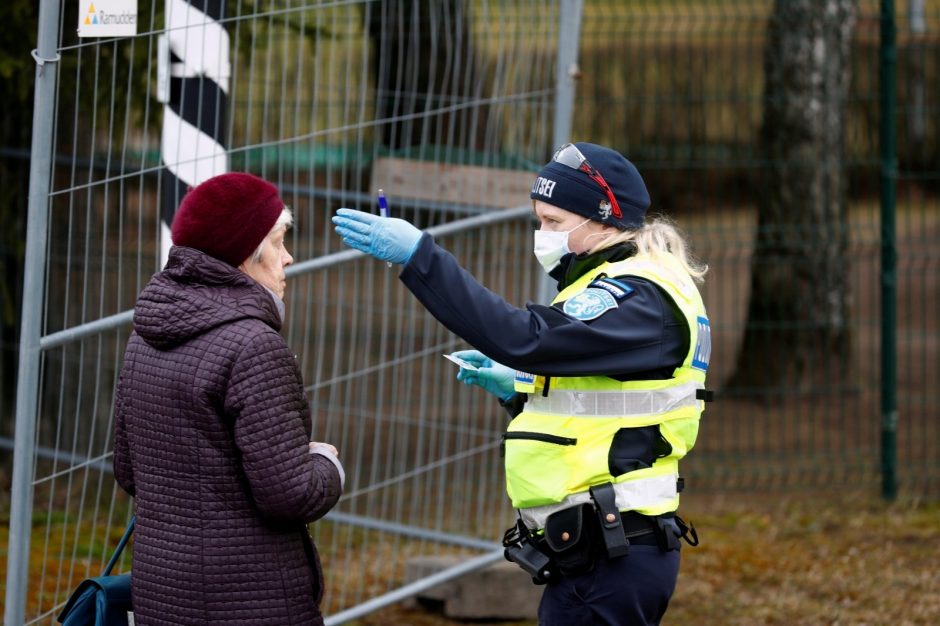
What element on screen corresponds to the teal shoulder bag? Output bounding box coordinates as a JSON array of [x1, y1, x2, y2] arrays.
[[57, 516, 135, 626]]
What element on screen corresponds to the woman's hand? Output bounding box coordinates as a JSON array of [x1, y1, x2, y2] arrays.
[[452, 350, 516, 401], [332, 208, 422, 264], [309, 442, 338, 457]]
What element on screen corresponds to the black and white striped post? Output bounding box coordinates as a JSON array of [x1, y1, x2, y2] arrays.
[[158, 0, 230, 265]]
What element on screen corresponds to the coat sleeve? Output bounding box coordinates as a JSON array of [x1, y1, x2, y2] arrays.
[[224, 330, 342, 524], [112, 360, 136, 497], [400, 234, 688, 377]]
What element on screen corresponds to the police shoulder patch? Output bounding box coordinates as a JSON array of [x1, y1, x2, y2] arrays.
[[562, 287, 619, 321], [588, 277, 635, 301]]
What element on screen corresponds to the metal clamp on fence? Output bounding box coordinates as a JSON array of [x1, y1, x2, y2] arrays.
[[31, 48, 61, 69]]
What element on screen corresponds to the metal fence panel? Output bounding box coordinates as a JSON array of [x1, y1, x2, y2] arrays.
[[5, 1, 565, 623]]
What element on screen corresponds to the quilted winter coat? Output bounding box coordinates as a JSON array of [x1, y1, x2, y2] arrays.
[[113, 246, 342, 625]]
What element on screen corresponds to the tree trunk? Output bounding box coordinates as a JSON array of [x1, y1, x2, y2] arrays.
[[728, 0, 858, 394], [367, 0, 489, 152]]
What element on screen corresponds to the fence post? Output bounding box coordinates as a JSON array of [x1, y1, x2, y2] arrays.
[[879, 0, 898, 502], [538, 0, 584, 304], [552, 0, 583, 150], [3, 0, 61, 623]]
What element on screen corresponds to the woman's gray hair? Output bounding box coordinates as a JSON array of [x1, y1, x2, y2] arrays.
[[249, 206, 294, 263], [587, 215, 708, 283]]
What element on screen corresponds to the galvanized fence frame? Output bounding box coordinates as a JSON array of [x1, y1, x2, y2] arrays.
[[4, 1, 581, 624], [6, 0, 63, 622]]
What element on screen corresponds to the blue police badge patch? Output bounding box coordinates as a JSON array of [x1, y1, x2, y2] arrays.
[[563, 288, 619, 320]]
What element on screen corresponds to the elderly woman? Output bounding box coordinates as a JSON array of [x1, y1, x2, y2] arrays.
[[113, 172, 343, 625]]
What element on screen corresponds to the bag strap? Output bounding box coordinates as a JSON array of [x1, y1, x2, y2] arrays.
[[103, 516, 136, 576]]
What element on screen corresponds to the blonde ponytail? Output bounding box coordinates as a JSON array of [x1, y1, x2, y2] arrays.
[[589, 215, 708, 283]]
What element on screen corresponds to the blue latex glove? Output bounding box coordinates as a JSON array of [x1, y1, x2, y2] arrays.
[[452, 350, 516, 402], [332, 208, 422, 265]]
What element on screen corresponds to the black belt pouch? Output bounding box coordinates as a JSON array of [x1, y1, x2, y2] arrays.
[[541, 504, 599, 576]]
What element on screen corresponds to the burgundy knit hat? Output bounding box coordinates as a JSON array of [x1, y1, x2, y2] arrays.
[[171, 172, 284, 266]]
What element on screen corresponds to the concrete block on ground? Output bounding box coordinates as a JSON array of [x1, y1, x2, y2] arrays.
[[404, 555, 541, 620]]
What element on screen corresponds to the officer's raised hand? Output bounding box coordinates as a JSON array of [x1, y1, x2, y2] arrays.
[[452, 350, 516, 401], [332, 208, 422, 265]]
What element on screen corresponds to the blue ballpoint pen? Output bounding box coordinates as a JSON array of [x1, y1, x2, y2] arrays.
[[377, 189, 392, 267]]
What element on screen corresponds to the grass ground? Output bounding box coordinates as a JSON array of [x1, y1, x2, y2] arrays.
[[344, 491, 940, 626], [4, 200, 937, 623]]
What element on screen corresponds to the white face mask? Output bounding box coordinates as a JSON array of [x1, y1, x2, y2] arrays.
[[532, 219, 590, 273]]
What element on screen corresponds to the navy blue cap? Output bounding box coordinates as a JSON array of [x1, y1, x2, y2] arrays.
[[530, 142, 650, 230]]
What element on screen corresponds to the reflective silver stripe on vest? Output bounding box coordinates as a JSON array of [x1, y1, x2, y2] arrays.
[[519, 473, 679, 531], [524, 382, 701, 417]]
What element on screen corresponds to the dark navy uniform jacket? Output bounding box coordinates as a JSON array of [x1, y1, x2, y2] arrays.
[[400, 233, 688, 384]]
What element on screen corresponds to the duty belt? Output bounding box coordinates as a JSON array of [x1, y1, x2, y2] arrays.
[[519, 472, 680, 530]]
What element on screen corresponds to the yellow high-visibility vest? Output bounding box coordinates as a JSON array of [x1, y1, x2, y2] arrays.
[[505, 253, 710, 531]]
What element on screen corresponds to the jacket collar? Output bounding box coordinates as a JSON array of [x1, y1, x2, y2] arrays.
[[549, 243, 637, 292], [133, 247, 282, 349]]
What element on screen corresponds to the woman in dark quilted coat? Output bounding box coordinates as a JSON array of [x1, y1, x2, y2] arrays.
[[113, 173, 344, 625]]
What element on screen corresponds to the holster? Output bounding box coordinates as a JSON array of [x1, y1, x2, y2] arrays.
[[502, 520, 555, 585]]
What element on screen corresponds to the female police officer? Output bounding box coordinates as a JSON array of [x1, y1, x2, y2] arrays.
[[333, 142, 710, 626]]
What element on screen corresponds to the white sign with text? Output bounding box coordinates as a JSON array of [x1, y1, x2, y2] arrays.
[[78, 0, 138, 38]]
